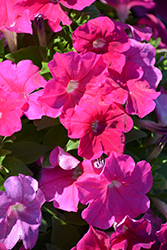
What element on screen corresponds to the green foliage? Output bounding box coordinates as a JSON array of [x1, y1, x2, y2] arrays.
[[5, 46, 43, 68], [8, 142, 50, 164]]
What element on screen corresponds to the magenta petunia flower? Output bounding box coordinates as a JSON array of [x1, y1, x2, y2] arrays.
[[39, 51, 108, 116], [0, 88, 24, 136], [0, 60, 47, 120], [99, 0, 155, 22], [0, 174, 45, 249], [76, 152, 153, 229], [15, 0, 95, 33], [72, 16, 130, 72], [110, 216, 155, 249], [39, 147, 98, 212], [105, 60, 160, 118], [156, 222, 167, 250], [60, 96, 133, 160], [71, 226, 110, 250]]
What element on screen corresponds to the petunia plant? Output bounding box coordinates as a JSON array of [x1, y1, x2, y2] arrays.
[[0, 0, 167, 249]]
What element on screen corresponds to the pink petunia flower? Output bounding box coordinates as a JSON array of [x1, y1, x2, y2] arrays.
[[0, 88, 24, 137], [0, 243, 7, 250], [110, 215, 155, 249], [15, 0, 95, 33], [39, 147, 98, 212], [99, 0, 155, 22], [39, 51, 108, 117], [0, 60, 47, 120], [105, 60, 160, 118], [0, 174, 45, 249], [60, 96, 133, 160], [72, 16, 130, 72], [76, 152, 153, 229], [0, 0, 32, 52], [71, 226, 110, 250]]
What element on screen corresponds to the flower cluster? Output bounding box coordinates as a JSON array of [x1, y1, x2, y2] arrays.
[[0, 0, 167, 249]]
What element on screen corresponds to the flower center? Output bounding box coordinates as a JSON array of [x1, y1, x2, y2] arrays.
[[108, 180, 122, 188], [91, 119, 99, 132], [66, 80, 79, 93], [94, 157, 105, 169], [93, 38, 106, 48], [10, 203, 25, 212]]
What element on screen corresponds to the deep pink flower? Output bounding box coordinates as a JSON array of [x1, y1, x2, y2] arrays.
[[105, 60, 160, 118], [0, 88, 24, 136], [99, 0, 155, 22], [60, 97, 133, 160], [15, 0, 95, 33], [0, 0, 32, 34], [15, 0, 71, 32], [110, 216, 155, 249], [0, 60, 47, 120], [39, 147, 98, 212], [0, 243, 7, 250], [76, 152, 152, 229], [72, 16, 130, 72], [71, 226, 110, 250], [39, 52, 108, 116], [156, 223, 167, 250], [0, 0, 32, 52], [0, 174, 45, 249]]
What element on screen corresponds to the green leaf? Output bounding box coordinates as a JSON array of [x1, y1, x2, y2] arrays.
[[0, 38, 5, 59], [40, 62, 50, 74], [45, 243, 61, 250], [126, 127, 147, 143], [8, 142, 50, 164], [0, 175, 5, 191], [65, 139, 79, 152], [5, 46, 43, 68], [14, 123, 45, 144], [153, 172, 167, 190], [2, 156, 33, 176], [51, 216, 80, 250], [64, 211, 87, 226], [43, 124, 68, 149], [36, 116, 60, 131], [32, 230, 52, 250]]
